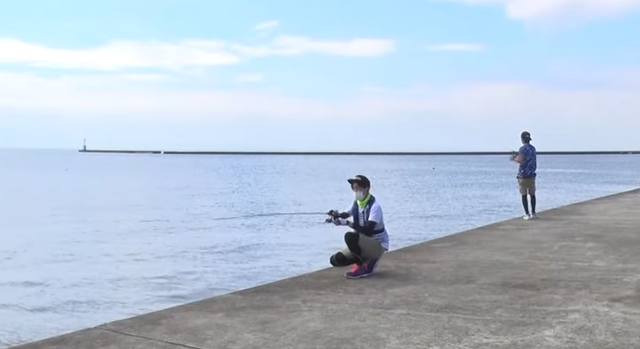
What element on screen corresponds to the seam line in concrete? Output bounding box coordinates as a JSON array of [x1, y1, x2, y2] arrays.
[[97, 328, 206, 349]]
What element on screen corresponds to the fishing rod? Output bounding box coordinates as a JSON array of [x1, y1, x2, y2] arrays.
[[209, 211, 327, 221]]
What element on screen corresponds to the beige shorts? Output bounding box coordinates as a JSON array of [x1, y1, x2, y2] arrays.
[[518, 177, 536, 195], [339, 233, 385, 261]]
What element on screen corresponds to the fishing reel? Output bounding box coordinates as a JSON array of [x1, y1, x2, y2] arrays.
[[325, 210, 350, 223]]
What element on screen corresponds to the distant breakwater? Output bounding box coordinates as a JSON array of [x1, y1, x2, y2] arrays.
[[77, 149, 640, 156]]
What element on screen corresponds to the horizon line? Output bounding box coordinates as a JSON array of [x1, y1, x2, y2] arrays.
[[77, 148, 640, 156]]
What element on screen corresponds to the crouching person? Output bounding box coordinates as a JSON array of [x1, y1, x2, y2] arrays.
[[327, 175, 389, 279]]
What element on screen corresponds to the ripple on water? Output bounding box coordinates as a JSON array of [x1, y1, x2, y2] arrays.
[[0, 330, 22, 348], [0, 281, 49, 288]]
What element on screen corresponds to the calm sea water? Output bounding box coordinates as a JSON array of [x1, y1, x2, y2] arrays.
[[1, 149, 639, 347]]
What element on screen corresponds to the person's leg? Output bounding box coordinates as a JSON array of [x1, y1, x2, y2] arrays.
[[529, 178, 537, 217], [344, 232, 365, 264], [328, 232, 366, 275], [329, 247, 360, 267], [345, 234, 384, 278], [358, 234, 384, 261], [521, 195, 529, 214], [518, 178, 530, 218], [327, 233, 361, 278], [362, 240, 385, 275]]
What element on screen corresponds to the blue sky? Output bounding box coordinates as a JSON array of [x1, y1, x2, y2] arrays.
[[1, 0, 639, 151]]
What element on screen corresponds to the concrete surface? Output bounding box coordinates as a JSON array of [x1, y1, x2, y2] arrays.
[[10, 189, 640, 349]]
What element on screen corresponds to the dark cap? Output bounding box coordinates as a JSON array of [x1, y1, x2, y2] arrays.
[[521, 131, 532, 141], [347, 175, 371, 188]]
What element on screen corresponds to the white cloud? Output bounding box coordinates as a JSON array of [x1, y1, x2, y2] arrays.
[[234, 73, 265, 83], [0, 34, 395, 72], [0, 38, 239, 71], [0, 69, 638, 125], [254, 20, 279, 30], [447, 0, 640, 22], [425, 43, 485, 51], [231, 35, 395, 57], [3, 67, 640, 151]]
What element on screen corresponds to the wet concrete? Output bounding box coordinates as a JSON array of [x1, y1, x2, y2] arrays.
[[10, 189, 640, 348]]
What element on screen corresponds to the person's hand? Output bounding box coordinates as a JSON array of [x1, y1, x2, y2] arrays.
[[328, 210, 351, 219], [327, 210, 339, 218]]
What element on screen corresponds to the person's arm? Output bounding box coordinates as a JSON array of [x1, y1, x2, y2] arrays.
[[352, 203, 382, 235], [509, 150, 518, 161], [511, 146, 526, 163], [515, 147, 529, 164]]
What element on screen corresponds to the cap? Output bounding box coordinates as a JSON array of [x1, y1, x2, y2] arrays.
[[521, 131, 532, 141], [347, 175, 371, 188]]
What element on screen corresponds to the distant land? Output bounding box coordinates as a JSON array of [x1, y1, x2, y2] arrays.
[[77, 148, 640, 156]]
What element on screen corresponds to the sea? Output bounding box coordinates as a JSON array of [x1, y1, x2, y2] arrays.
[[1, 149, 639, 348]]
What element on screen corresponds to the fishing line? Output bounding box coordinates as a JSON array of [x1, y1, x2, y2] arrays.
[[209, 211, 327, 222]]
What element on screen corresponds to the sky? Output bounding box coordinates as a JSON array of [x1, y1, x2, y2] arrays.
[[1, 0, 639, 151]]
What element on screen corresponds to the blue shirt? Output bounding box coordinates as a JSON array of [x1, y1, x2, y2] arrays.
[[517, 143, 537, 178]]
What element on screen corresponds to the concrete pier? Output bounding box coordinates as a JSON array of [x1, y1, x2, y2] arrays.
[[9, 189, 640, 349]]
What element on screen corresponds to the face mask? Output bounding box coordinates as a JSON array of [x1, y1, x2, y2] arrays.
[[355, 191, 365, 200]]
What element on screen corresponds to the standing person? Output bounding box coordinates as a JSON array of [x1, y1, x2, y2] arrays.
[[511, 131, 538, 220], [326, 175, 389, 279]]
